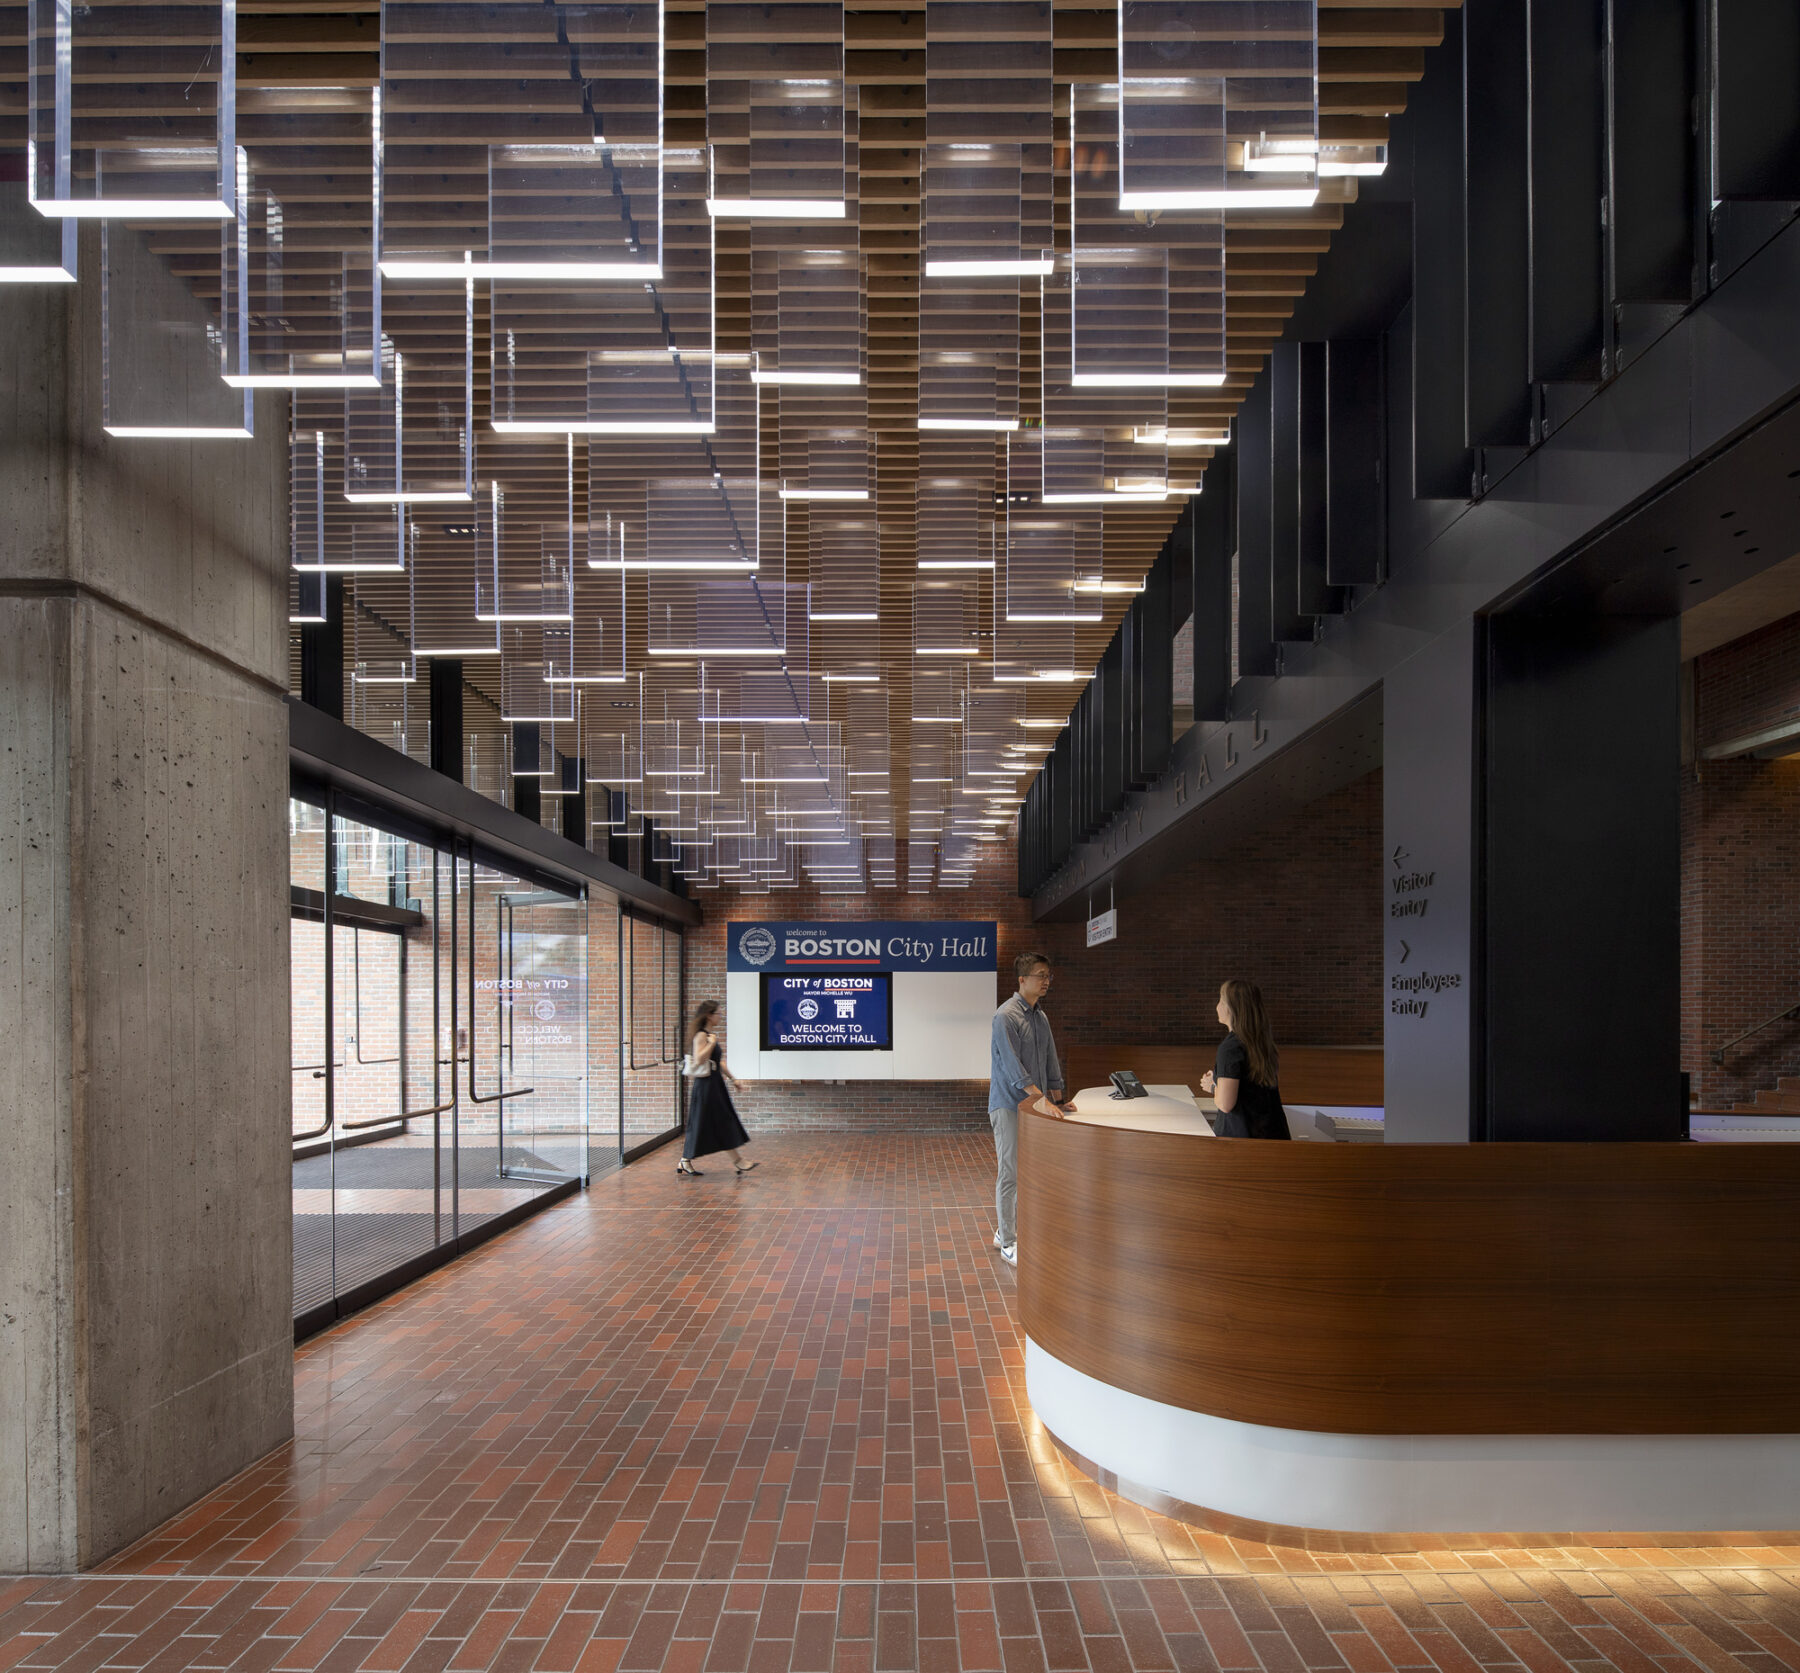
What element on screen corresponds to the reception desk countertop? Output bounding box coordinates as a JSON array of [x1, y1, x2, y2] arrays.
[[1062, 1083, 1215, 1136]]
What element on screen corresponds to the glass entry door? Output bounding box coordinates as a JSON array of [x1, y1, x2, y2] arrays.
[[620, 909, 686, 1152], [290, 791, 588, 1331]]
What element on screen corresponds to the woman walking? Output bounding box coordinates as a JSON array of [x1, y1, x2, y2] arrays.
[[679, 999, 759, 1176], [1199, 979, 1292, 1140]]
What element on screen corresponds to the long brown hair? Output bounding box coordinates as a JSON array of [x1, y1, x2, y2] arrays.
[[689, 999, 719, 1042], [1219, 980, 1279, 1087]]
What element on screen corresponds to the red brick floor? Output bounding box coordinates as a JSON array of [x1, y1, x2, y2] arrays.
[[7, 1135, 1800, 1673]]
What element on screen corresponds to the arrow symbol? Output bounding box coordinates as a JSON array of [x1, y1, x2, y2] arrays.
[[1391, 844, 1410, 869], [1399, 939, 1411, 964]]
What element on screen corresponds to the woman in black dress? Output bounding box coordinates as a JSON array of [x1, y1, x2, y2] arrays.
[[679, 1000, 758, 1177], [1199, 979, 1292, 1140]]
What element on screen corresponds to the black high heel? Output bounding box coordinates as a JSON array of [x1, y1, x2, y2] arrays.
[[677, 1159, 703, 1177], [734, 1160, 759, 1175]]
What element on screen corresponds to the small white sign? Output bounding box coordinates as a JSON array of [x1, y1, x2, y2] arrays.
[[1086, 907, 1118, 947]]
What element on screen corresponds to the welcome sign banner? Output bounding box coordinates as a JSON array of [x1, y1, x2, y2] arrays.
[[727, 921, 998, 973]]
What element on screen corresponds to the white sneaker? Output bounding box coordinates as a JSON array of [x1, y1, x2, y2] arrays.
[[1000, 1242, 1017, 1267], [992, 1228, 1003, 1250]]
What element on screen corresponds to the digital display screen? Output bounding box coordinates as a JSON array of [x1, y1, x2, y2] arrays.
[[761, 973, 893, 1051]]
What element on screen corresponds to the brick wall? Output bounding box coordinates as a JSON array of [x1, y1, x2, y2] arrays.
[[690, 766, 1385, 1132], [1034, 767, 1384, 1055], [1683, 610, 1800, 1108]]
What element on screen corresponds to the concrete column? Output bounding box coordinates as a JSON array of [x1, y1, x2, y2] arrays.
[[0, 226, 294, 1571]]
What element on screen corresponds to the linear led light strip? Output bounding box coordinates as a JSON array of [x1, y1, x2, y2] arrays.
[[107, 424, 254, 439], [924, 257, 1055, 278], [591, 559, 759, 571], [493, 420, 715, 435], [1118, 188, 1317, 211], [706, 194, 847, 217], [1041, 489, 1173, 504], [918, 417, 1020, 432], [918, 559, 994, 570], [781, 487, 869, 501], [382, 258, 663, 280], [1069, 371, 1226, 389], [753, 368, 861, 386]]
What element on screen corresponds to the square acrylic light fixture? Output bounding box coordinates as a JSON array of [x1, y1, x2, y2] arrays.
[[808, 513, 879, 621], [350, 568, 417, 685], [647, 573, 789, 658], [480, 142, 663, 281], [1068, 92, 1228, 386], [345, 284, 475, 502], [706, 0, 846, 217], [1116, 0, 1318, 210], [29, 0, 237, 219], [289, 568, 326, 625], [922, 144, 1048, 279], [500, 623, 577, 722], [917, 279, 1021, 431], [490, 151, 714, 434], [222, 100, 382, 388], [343, 337, 401, 499], [474, 443, 577, 621], [102, 220, 251, 437], [409, 522, 500, 657], [378, 0, 664, 276], [290, 415, 405, 572], [759, 247, 861, 383], [780, 425, 870, 500], [924, 0, 1052, 267], [1004, 502, 1104, 623], [916, 445, 999, 569], [0, 185, 75, 281], [544, 572, 628, 684], [913, 573, 985, 658], [641, 477, 773, 571]]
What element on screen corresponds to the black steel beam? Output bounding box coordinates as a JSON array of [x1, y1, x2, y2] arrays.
[[428, 658, 463, 782], [1235, 374, 1278, 676], [1463, 0, 1533, 451], [287, 700, 699, 924], [1412, 8, 1473, 497], [1192, 451, 1235, 723], [1529, 0, 1606, 388], [1326, 339, 1385, 586]]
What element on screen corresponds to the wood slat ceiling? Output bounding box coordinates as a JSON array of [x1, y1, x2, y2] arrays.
[[4, 0, 1448, 878]]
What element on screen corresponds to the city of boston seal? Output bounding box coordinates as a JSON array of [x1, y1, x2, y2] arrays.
[[739, 925, 777, 966]]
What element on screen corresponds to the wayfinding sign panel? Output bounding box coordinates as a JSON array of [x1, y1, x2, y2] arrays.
[[728, 921, 997, 973]]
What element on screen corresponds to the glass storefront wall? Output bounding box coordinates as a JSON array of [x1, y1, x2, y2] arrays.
[[289, 790, 659, 1330]]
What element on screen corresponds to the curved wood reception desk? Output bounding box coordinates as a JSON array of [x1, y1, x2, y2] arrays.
[[1018, 1112, 1800, 1538]]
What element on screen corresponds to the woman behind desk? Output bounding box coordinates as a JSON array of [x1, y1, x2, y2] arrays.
[[1199, 979, 1291, 1140]]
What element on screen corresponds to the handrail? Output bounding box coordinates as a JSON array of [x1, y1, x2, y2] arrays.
[[352, 927, 402, 1066], [468, 877, 534, 1106], [291, 809, 341, 1142], [348, 844, 452, 1128], [1713, 996, 1800, 1065]]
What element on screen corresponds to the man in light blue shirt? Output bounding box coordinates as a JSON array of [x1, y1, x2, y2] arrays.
[[988, 951, 1065, 1266]]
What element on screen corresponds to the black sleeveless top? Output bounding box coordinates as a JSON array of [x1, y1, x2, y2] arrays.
[[1214, 1033, 1292, 1140]]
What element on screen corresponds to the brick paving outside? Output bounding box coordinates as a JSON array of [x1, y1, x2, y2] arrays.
[[6, 1135, 1800, 1673]]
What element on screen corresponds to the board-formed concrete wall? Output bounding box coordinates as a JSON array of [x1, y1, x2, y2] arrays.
[[0, 224, 294, 1570]]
